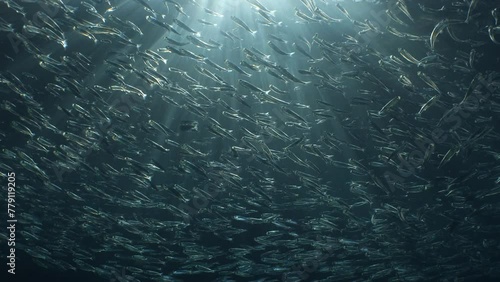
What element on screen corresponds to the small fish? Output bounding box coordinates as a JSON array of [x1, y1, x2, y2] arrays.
[[378, 96, 401, 115], [204, 58, 229, 72], [438, 145, 460, 168], [493, 8, 499, 25], [125, 20, 144, 36], [417, 71, 441, 94], [295, 8, 320, 23], [268, 41, 294, 56], [179, 121, 198, 132], [204, 7, 224, 17], [165, 37, 190, 46], [298, 35, 312, 51], [488, 26, 500, 44], [398, 48, 419, 65], [336, 3, 354, 22], [240, 61, 260, 72], [146, 16, 181, 35], [231, 16, 257, 35], [186, 35, 219, 49], [246, 0, 275, 15], [226, 60, 252, 77], [430, 19, 461, 50], [239, 79, 268, 94], [282, 106, 308, 124], [269, 34, 287, 43], [417, 95, 439, 116], [198, 19, 217, 26], [395, 0, 414, 22], [293, 43, 315, 61], [266, 68, 287, 82], [173, 19, 199, 35], [465, 0, 480, 23], [277, 66, 309, 84]]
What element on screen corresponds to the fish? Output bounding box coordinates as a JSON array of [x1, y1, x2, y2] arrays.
[[398, 48, 420, 65], [204, 7, 224, 17], [165, 37, 190, 46], [179, 120, 199, 132], [378, 96, 401, 115], [146, 15, 181, 35], [173, 19, 200, 35], [198, 19, 217, 26], [246, 0, 275, 15], [336, 3, 354, 22], [430, 19, 461, 51], [81, 1, 106, 23], [493, 8, 499, 26], [465, 0, 480, 23], [204, 58, 229, 72], [226, 60, 252, 77], [417, 71, 441, 94], [295, 8, 320, 23], [417, 95, 439, 116], [133, 0, 156, 15], [488, 26, 500, 44], [282, 106, 308, 124], [298, 35, 312, 51], [239, 79, 269, 94], [258, 10, 281, 27], [186, 35, 219, 49], [269, 34, 287, 44], [395, 0, 414, 22], [293, 42, 316, 61], [230, 16, 257, 35], [276, 66, 309, 84], [240, 60, 260, 72]]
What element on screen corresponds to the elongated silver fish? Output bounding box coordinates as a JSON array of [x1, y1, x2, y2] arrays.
[[430, 19, 461, 51]]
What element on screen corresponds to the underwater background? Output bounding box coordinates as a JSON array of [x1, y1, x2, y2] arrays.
[[1, 0, 500, 281]]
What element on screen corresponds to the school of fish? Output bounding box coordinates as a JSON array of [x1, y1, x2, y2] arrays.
[[1, 0, 500, 281]]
